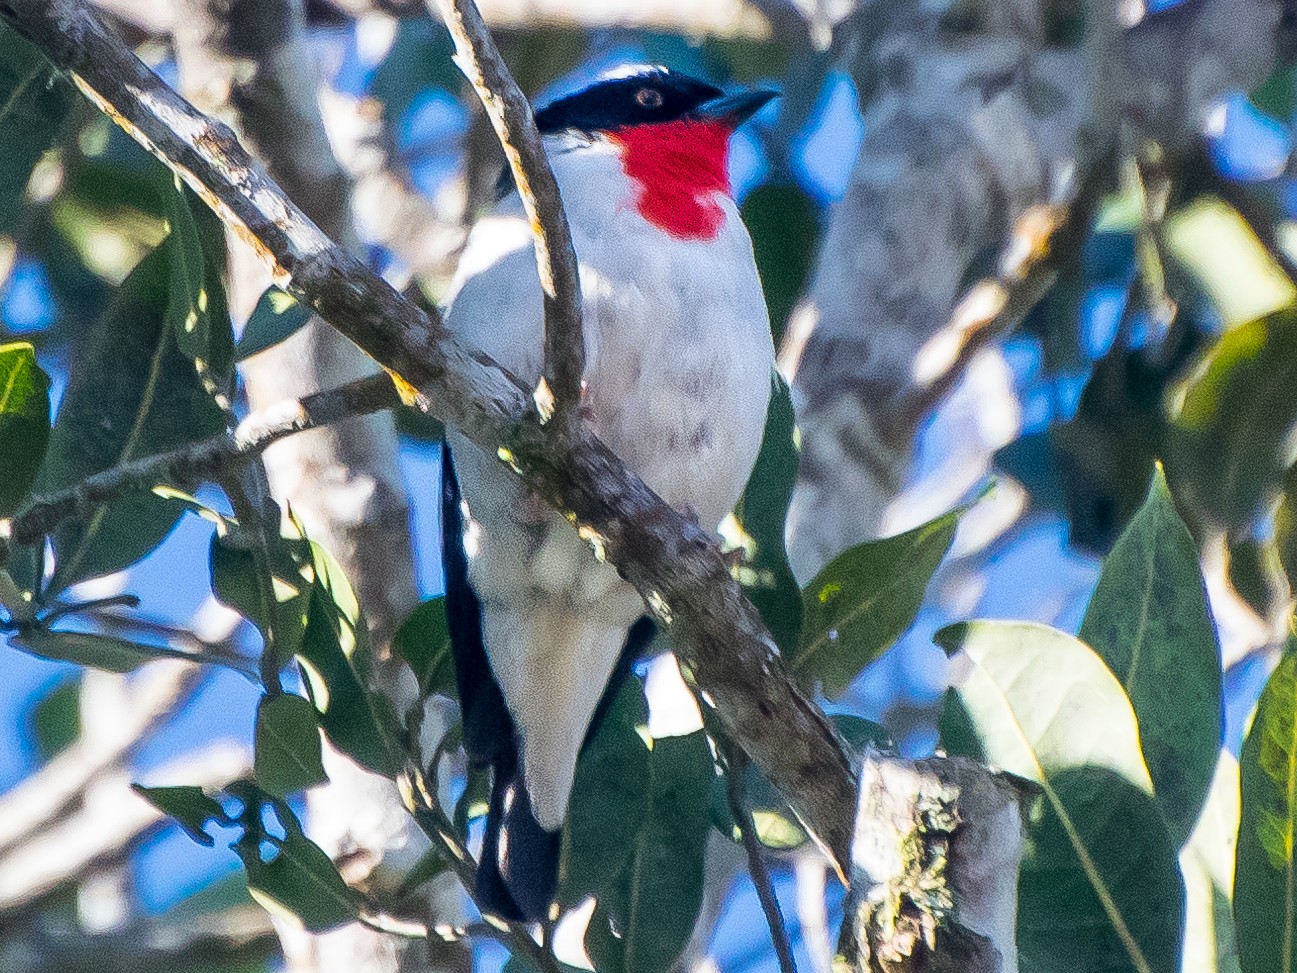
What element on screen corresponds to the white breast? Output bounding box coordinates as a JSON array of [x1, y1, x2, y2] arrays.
[[443, 135, 773, 829]]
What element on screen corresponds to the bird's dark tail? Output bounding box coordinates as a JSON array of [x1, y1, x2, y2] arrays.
[[440, 444, 656, 922]]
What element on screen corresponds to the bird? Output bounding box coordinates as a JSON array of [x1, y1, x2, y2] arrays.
[[440, 66, 777, 922]]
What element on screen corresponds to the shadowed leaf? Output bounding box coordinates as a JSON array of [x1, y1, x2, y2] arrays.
[[255, 693, 328, 798], [1079, 465, 1222, 846], [133, 783, 225, 847], [237, 286, 313, 361], [393, 597, 455, 699]]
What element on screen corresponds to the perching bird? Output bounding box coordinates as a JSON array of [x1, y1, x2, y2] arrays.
[[441, 67, 776, 921]]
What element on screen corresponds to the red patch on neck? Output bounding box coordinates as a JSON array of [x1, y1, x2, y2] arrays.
[[611, 119, 732, 240]]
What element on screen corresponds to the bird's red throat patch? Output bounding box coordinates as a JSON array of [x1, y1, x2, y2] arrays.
[[611, 119, 732, 240]]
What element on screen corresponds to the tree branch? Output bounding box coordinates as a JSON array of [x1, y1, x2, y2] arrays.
[[2, 0, 857, 875], [430, 0, 585, 426], [5, 372, 400, 548]]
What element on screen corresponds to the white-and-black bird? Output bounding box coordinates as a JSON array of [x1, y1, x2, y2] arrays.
[[441, 67, 776, 921]]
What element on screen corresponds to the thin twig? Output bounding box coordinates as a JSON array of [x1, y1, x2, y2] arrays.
[[3, 0, 857, 875], [725, 743, 798, 973], [5, 372, 400, 548], [429, 0, 585, 427]]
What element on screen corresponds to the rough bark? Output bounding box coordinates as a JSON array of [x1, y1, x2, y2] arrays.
[[781, 0, 1284, 583]]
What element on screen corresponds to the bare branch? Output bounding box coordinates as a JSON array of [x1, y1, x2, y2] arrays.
[[430, 0, 586, 426], [5, 373, 400, 548], [2, 0, 857, 874]]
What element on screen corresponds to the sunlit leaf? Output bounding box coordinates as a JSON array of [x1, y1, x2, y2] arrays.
[[255, 693, 328, 798], [1169, 306, 1297, 532], [1180, 750, 1242, 973], [210, 531, 312, 664], [792, 509, 959, 697], [1079, 465, 1222, 846], [163, 181, 234, 385], [0, 341, 51, 516], [1235, 637, 1297, 973], [939, 621, 1183, 973]]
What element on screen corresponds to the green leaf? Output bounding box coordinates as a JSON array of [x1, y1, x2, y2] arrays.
[[741, 185, 818, 344], [939, 620, 1183, 973], [255, 693, 328, 798], [163, 181, 234, 384], [27, 676, 79, 761], [558, 679, 652, 903], [1235, 637, 1297, 973], [0, 342, 51, 516], [231, 794, 359, 933], [792, 508, 959, 697], [210, 531, 312, 663], [12, 627, 220, 673], [132, 783, 226, 847], [37, 239, 226, 595], [1275, 463, 1297, 592], [237, 286, 313, 361], [733, 377, 802, 653], [1168, 306, 1297, 532], [0, 26, 75, 234], [1079, 465, 1222, 847], [393, 598, 455, 699], [296, 545, 404, 776], [581, 729, 714, 973]]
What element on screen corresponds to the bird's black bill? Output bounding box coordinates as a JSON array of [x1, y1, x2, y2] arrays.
[[694, 89, 777, 126]]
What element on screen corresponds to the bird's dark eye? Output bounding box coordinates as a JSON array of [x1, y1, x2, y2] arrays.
[[635, 87, 664, 109]]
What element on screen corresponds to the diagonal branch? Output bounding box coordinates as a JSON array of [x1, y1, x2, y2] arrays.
[[2, 0, 857, 876], [5, 372, 401, 547], [431, 0, 585, 426]]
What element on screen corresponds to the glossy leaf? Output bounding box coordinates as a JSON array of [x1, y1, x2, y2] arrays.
[[0, 342, 51, 516], [133, 784, 226, 847], [1168, 306, 1297, 532], [939, 621, 1183, 973], [393, 597, 455, 699], [0, 26, 75, 234], [37, 241, 225, 594], [1079, 465, 1222, 846], [733, 377, 802, 653], [792, 508, 959, 697], [1236, 638, 1297, 973], [255, 693, 328, 798], [237, 286, 313, 361]]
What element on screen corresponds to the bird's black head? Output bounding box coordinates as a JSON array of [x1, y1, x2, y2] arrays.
[[534, 68, 769, 135]]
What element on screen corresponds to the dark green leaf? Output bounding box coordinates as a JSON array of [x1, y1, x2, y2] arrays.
[[584, 730, 713, 973], [27, 676, 79, 761], [734, 377, 802, 653], [1236, 637, 1297, 973], [792, 509, 959, 697], [1079, 465, 1222, 847], [164, 181, 234, 385], [0, 342, 51, 516], [0, 26, 75, 234], [558, 679, 651, 903], [255, 693, 328, 798], [1274, 463, 1297, 592], [939, 620, 1183, 973], [231, 795, 358, 932], [831, 714, 894, 754], [1168, 306, 1297, 532], [38, 239, 225, 594], [393, 598, 455, 699], [12, 627, 215, 673], [296, 545, 404, 776], [740, 185, 818, 343], [237, 286, 313, 361], [132, 783, 225, 847]]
